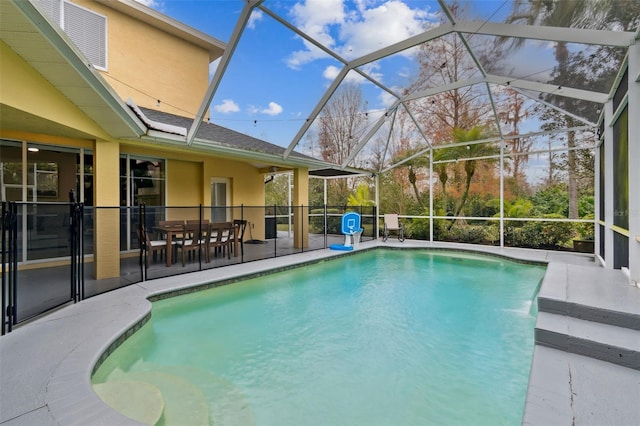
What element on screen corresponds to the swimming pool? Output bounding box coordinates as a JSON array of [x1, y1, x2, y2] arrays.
[[92, 249, 546, 425]]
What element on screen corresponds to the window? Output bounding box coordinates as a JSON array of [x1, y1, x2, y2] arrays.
[[37, 0, 107, 70], [120, 156, 166, 207], [211, 178, 230, 222], [0, 140, 94, 262]]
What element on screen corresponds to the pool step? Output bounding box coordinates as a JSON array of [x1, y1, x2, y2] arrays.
[[535, 312, 640, 370], [537, 263, 640, 331], [537, 296, 640, 331], [533, 263, 640, 369]]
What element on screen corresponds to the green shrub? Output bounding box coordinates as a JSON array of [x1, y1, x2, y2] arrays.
[[575, 213, 595, 240], [507, 214, 576, 248], [404, 218, 430, 240], [309, 208, 342, 234]]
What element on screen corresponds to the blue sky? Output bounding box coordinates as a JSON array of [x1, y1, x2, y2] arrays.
[[131, 0, 595, 163], [132, 0, 520, 148]]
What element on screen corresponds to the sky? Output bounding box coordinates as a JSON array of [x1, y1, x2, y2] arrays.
[[130, 0, 523, 149], [127, 0, 606, 177]]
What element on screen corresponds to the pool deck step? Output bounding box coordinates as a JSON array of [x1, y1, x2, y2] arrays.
[[534, 263, 640, 370], [537, 263, 640, 330], [535, 312, 640, 370]]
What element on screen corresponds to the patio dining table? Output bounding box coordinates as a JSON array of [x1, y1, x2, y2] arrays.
[[152, 224, 184, 267], [153, 222, 240, 267]]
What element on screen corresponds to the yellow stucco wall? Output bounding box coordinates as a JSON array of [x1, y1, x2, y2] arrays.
[[203, 157, 266, 239], [72, 0, 211, 118], [119, 144, 267, 238]]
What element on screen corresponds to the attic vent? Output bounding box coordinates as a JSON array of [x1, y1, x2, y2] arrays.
[[36, 0, 61, 23], [63, 1, 107, 70], [36, 0, 107, 70]]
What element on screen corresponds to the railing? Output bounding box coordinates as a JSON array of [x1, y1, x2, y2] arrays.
[[2, 201, 595, 332], [1, 201, 84, 334], [1, 202, 377, 331]]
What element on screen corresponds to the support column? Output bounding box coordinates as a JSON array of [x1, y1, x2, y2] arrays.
[[292, 168, 309, 249], [93, 139, 121, 279], [603, 101, 615, 269], [627, 42, 640, 286], [374, 173, 380, 239]]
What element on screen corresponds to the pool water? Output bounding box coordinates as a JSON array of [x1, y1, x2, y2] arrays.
[[93, 250, 546, 425]]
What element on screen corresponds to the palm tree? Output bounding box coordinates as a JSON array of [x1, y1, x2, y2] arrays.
[[449, 126, 498, 221], [347, 184, 375, 207]]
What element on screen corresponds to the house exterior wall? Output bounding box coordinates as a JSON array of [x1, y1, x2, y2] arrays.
[[2, 1, 316, 280], [72, 0, 212, 118], [166, 159, 203, 208]]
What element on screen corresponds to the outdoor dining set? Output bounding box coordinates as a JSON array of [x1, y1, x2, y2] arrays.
[[140, 219, 246, 267]]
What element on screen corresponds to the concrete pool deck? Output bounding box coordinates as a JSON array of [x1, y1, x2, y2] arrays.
[[1, 240, 639, 425]]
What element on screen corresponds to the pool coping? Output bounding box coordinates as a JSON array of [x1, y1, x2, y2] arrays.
[[1, 240, 637, 425]]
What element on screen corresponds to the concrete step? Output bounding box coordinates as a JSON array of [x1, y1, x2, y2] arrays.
[[535, 311, 640, 370], [537, 263, 640, 330], [537, 295, 640, 330]]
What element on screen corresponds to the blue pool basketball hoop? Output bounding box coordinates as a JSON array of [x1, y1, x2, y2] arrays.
[[329, 212, 363, 251]]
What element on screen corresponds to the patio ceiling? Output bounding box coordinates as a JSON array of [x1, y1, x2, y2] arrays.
[[192, 0, 638, 173]]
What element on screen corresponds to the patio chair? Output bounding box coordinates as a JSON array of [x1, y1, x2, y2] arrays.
[[139, 225, 174, 268], [382, 214, 404, 242], [209, 222, 234, 260], [178, 223, 210, 266], [233, 219, 248, 255]]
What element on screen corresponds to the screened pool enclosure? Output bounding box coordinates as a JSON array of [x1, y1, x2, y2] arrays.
[[1, 0, 639, 287]]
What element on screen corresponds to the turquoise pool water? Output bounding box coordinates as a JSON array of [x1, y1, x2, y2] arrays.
[[93, 250, 546, 425]]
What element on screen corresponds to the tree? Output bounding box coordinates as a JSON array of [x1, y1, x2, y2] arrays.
[[496, 89, 533, 197], [317, 84, 367, 165], [448, 126, 498, 220], [265, 174, 290, 206], [389, 3, 496, 216], [503, 0, 638, 218], [347, 184, 375, 207], [315, 84, 369, 204]]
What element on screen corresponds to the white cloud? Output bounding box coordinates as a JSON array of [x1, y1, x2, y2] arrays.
[[287, 42, 332, 69], [321, 63, 381, 85], [338, 1, 429, 59], [379, 89, 400, 108], [248, 10, 264, 29], [286, 0, 432, 69], [214, 99, 240, 113], [322, 65, 341, 80], [133, 0, 163, 9], [286, 0, 346, 68], [261, 102, 283, 116]]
